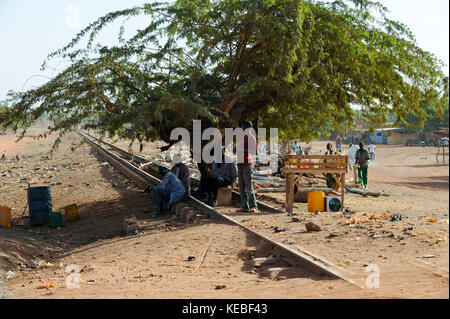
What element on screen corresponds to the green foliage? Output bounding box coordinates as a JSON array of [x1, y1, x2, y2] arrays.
[[0, 100, 12, 130], [403, 100, 449, 131], [0, 100, 6, 111], [0, 0, 447, 147]]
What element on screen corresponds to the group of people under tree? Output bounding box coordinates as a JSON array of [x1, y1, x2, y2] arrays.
[[148, 122, 376, 218], [147, 121, 259, 218]]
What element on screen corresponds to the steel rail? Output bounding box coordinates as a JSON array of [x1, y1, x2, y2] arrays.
[[78, 130, 357, 284], [82, 131, 284, 213]]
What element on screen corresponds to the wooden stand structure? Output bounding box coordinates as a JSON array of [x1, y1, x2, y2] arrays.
[[283, 155, 348, 213]]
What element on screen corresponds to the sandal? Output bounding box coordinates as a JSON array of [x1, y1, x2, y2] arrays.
[[249, 208, 259, 213], [237, 208, 249, 212]]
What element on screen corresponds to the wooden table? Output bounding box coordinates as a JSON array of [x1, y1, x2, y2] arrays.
[[283, 155, 348, 213]]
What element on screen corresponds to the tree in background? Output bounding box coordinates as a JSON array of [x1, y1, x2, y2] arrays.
[[0, 101, 7, 111], [404, 100, 449, 132], [0, 101, 10, 132], [0, 0, 447, 150]]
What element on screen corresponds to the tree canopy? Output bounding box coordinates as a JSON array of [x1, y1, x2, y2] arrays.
[[404, 100, 449, 131], [1, 0, 448, 148]]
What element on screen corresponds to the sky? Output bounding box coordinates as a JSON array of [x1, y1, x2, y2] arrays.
[[0, 0, 449, 102]]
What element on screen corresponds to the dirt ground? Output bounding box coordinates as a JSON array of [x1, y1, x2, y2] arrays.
[[0, 129, 448, 299]]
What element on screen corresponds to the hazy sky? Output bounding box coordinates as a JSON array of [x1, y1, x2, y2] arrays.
[[0, 0, 449, 101]]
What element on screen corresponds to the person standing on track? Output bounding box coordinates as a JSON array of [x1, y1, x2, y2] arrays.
[[237, 121, 258, 213], [355, 142, 370, 188]]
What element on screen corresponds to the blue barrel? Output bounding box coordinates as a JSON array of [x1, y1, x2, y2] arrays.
[[28, 186, 52, 226]]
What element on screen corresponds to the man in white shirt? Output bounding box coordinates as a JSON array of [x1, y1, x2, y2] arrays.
[[347, 143, 360, 184], [368, 143, 376, 161]]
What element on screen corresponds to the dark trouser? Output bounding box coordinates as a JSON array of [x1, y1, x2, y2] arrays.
[[201, 176, 233, 199], [152, 188, 188, 215], [152, 188, 170, 215], [238, 165, 257, 210]]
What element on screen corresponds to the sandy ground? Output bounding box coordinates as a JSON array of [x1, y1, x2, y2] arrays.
[[0, 129, 448, 299]]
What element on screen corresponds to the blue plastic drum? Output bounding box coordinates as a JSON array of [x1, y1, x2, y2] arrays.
[[27, 186, 52, 226]]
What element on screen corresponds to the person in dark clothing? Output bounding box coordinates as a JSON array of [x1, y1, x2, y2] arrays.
[[198, 144, 216, 200], [170, 158, 190, 196], [324, 143, 338, 190], [355, 142, 370, 188], [200, 148, 238, 206]]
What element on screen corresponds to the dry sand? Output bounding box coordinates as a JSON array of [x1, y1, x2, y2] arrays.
[[0, 130, 448, 298]]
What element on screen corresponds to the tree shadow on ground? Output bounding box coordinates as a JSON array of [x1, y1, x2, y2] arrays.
[[0, 226, 57, 272]]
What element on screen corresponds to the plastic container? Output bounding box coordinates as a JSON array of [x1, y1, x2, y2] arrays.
[[0, 206, 11, 228], [49, 211, 65, 228], [28, 186, 52, 226], [307, 191, 325, 212], [64, 204, 80, 222]]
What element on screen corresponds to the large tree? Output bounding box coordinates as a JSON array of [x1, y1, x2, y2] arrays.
[[404, 100, 449, 131], [1, 0, 448, 148]]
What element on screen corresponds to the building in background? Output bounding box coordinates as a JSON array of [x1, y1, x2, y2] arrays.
[[354, 128, 421, 145]]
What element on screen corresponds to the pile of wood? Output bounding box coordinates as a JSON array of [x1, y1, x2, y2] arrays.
[[344, 186, 390, 197], [254, 172, 347, 203], [254, 174, 329, 191], [252, 173, 285, 190]]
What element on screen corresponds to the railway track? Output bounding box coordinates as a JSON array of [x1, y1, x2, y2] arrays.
[[82, 131, 283, 213], [78, 130, 358, 285]]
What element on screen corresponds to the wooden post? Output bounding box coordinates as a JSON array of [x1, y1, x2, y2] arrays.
[[217, 187, 232, 206], [340, 173, 345, 211], [286, 173, 294, 213]]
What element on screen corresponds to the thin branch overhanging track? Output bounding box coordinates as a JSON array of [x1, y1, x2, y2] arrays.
[[78, 130, 358, 286]]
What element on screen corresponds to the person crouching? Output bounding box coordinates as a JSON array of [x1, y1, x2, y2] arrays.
[[151, 154, 190, 218], [201, 148, 238, 206]]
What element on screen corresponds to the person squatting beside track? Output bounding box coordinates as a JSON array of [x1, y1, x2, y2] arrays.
[[150, 154, 190, 218]]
